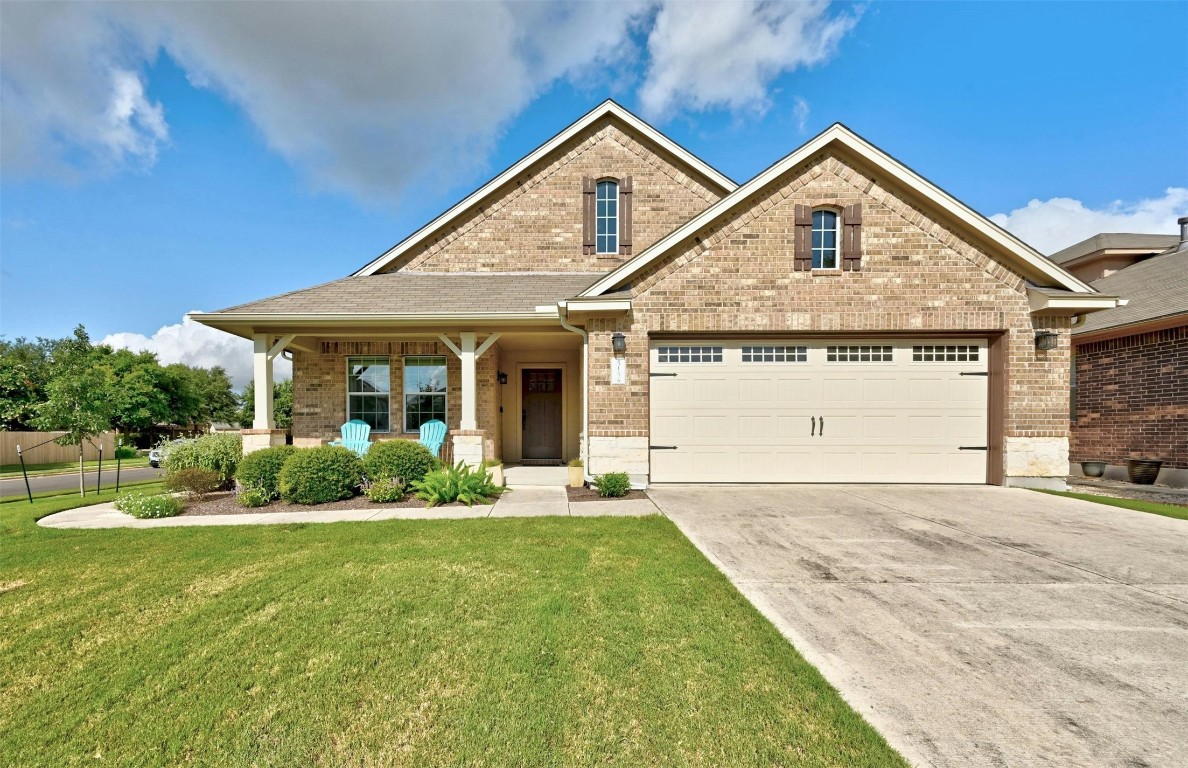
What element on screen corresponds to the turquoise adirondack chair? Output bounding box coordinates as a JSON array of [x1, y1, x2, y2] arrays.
[[330, 419, 372, 456], [418, 419, 447, 458]]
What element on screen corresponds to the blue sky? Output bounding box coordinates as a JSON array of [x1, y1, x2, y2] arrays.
[[1, 1, 1185, 385]]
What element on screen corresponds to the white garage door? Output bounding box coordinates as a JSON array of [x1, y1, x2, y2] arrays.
[[649, 339, 988, 483]]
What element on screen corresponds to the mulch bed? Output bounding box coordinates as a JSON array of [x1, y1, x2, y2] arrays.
[[566, 486, 649, 503], [179, 490, 435, 516]]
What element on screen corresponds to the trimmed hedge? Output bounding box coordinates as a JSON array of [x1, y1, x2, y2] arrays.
[[236, 444, 297, 499], [593, 472, 631, 498], [163, 433, 242, 486], [363, 440, 438, 489], [278, 446, 363, 505]]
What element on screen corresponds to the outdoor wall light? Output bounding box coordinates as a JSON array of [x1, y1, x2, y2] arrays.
[[497, 371, 508, 385], [611, 332, 627, 356], [1035, 330, 1058, 351]]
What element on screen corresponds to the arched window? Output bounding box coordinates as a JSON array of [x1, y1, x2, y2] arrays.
[[811, 209, 840, 269], [596, 180, 618, 254]]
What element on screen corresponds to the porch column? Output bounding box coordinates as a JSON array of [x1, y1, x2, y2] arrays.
[[243, 332, 291, 454], [439, 331, 500, 466], [459, 331, 477, 430]]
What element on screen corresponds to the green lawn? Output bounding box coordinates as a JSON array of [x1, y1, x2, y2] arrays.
[[0, 455, 150, 478], [1034, 489, 1188, 521], [0, 495, 903, 767]]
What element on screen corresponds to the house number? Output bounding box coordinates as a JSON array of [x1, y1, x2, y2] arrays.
[[611, 357, 627, 385]]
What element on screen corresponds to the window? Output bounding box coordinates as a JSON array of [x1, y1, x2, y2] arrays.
[[812, 209, 840, 269], [656, 345, 723, 363], [826, 345, 893, 363], [596, 180, 618, 254], [912, 345, 980, 362], [347, 356, 390, 432], [403, 356, 447, 432], [742, 345, 807, 363]]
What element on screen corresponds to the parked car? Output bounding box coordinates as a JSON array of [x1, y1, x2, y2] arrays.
[[149, 439, 186, 468]]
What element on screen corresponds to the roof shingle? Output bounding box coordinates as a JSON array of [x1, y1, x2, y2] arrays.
[[1075, 250, 1188, 335]]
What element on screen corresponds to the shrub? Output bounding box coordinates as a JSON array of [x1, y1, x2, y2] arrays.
[[278, 445, 363, 505], [236, 445, 296, 499], [114, 491, 183, 519], [593, 472, 631, 498], [412, 462, 499, 507], [237, 486, 271, 508], [365, 477, 405, 503], [163, 433, 242, 486], [163, 467, 221, 500], [363, 440, 438, 489], [115, 445, 138, 460]]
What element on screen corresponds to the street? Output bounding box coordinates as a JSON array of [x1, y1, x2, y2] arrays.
[[1, 466, 163, 498]]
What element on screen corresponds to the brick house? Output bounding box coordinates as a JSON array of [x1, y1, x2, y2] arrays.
[[1053, 222, 1188, 486], [193, 101, 1118, 489]]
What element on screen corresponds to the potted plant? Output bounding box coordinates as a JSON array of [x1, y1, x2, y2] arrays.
[[567, 458, 584, 488], [481, 459, 504, 488], [1126, 458, 1163, 485], [1080, 461, 1107, 478]]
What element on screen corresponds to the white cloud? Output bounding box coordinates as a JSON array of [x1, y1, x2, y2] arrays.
[[101, 314, 290, 390], [639, 1, 859, 121], [0, 1, 858, 200], [991, 187, 1188, 254], [793, 97, 811, 134]]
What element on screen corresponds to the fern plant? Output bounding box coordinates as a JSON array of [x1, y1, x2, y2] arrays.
[[411, 462, 499, 507]]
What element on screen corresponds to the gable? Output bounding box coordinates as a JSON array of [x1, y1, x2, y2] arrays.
[[356, 101, 734, 276], [582, 124, 1096, 297]]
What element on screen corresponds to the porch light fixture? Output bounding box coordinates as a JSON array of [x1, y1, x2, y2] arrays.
[[1035, 330, 1058, 351], [611, 333, 627, 356], [497, 371, 508, 385]]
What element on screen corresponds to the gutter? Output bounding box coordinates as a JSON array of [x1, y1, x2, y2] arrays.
[[557, 303, 590, 483]]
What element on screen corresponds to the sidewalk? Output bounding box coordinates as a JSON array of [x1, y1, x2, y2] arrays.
[[38, 487, 658, 529]]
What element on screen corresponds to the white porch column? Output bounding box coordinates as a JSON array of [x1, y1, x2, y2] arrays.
[[459, 331, 477, 430], [253, 333, 275, 429]]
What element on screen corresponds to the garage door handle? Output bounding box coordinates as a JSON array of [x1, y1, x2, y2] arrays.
[[959, 446, 988, 450], [810, 416, 816, 436], [819, 415, 824, 436], [650, 445, 678, 450]]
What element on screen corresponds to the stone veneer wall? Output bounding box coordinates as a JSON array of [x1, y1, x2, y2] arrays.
[[381, 118, 726, 274], [585, 149, 1072, 486], [1071, 325, 1187, 469], [291, 340, 501, 460]]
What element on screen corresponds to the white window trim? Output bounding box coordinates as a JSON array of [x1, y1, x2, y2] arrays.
[[811, 207, 842, 270], [596, 179, 619, 255], [401, 355, 449, 434], [346, 355, 392, 433], [825, 345, 894, 363]]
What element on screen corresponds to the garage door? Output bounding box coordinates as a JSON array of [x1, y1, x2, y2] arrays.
[[649, 339, 988, 483]]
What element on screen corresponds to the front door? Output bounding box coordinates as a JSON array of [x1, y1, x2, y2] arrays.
[[522, 369, 563, 462]]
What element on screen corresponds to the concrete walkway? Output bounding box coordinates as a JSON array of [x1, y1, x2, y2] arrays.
[[37, 488, 657, 529], [652, 485, 1188, 768]]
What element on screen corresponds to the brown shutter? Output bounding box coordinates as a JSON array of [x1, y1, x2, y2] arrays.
[[842, 203, 863, 271], [582, 177, 595, 255], [618, 176, 633, 257], [793, 204, 813, 271]]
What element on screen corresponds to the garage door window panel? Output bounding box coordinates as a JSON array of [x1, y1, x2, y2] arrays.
[[742, 345, 807, 363], [912, 345, 979, 362], [827, 345, 893, 363], [656, 346, 723, 363]]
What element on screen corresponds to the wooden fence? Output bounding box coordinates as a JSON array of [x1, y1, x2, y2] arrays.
[[0, 431, 118, 466]]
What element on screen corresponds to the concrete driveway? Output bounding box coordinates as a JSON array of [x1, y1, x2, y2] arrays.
[[651, 485, 1188, 768]]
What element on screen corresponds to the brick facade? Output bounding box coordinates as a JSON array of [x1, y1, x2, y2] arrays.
[[292, 340, 501, 459], [383, 119, 725, 274], [1071, 325, 1188, 469], [586, 150, 1072, 482]]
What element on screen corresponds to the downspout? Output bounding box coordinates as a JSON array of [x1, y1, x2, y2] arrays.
[[558, 302, 589, 481]]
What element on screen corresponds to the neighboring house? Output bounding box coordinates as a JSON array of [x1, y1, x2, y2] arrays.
[[1055, 221, 1188, 486], [193, 101, 1117, 489]]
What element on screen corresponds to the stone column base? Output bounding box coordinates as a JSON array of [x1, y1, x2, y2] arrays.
[[588, 435, 649, 488], [242, 429, 286, 454], [451, 429, 485, 468], [1004, 436, 1069, 490]]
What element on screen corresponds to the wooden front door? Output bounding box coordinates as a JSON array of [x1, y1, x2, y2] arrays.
[[522, 369, 563, 461]]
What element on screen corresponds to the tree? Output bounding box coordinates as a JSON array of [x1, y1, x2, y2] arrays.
[[238, 379, 293, 429], [92, 346, 172, 435], [162, 364, 238, 430], [0, 336, 55, 430], [31, 326, 114, 495]]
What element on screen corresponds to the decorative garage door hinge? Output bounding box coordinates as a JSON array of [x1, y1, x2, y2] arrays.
[[649, 372, 677, 377], [649, 445, 678, 450], [958, 446, 988, 450], [959, 371, 989, 376]]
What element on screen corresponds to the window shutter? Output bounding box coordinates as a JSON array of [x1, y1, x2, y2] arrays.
[[619, 175, 633, 257], [582, 177, 595, 255], [842, 203, 863, 271], [793, 204, 812, 271]]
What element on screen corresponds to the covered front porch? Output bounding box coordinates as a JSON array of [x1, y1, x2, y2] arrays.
[[240, 328, 586, 468]]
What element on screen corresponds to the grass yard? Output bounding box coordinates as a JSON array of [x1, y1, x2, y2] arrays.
[[0, 495, 904, 767], [0, 456, 150, 479], [1034, 489, 1188, 521]]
